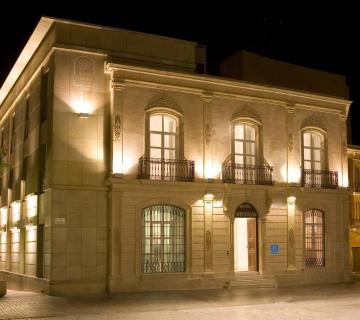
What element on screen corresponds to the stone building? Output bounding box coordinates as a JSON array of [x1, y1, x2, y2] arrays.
[[347, 145, 360, 273], [0, 17, 351, 295]]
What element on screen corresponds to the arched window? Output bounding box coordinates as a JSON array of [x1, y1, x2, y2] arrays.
[[149, 114, 178, 160], [142, 205, 185, 273], [139, 109, 193, 181], [301, 129, 337, 188], [304, 209, 325, 267], [235, 202, 258, 218], [303, 130, 325, 172], [233, 123, 257, 166], [223, 119, 271, 185]]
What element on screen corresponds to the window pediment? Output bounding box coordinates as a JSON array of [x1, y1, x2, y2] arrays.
[[301, 114, 327, 133], [232, 105, 262, 125], [146, 95, 183, 116]]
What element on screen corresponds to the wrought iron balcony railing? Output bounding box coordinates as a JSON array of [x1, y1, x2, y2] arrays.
[[222, 157, 273, 185], [138, 156, 195, 182], [301, 169, 338, 189]]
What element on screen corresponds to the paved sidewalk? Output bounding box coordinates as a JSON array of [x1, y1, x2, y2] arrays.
[[1, 283, 360, 319]]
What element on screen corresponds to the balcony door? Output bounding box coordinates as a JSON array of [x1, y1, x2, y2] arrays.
[[303, 131, 325, 187], [234, 123, 257, 183], [149, 114, 178, 180], [303, 131, 324, 171]]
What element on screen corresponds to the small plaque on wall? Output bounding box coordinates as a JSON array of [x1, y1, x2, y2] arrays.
[[270, 244, 280, 255], [54, 217, 66, 225]]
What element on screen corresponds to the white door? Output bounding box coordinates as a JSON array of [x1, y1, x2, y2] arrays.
[[234, 218, 248, 271]]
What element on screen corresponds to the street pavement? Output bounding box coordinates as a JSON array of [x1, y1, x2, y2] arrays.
[[1, 283, 360, 319]]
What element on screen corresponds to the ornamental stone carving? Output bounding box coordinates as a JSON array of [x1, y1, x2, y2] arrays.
[[301, 114, 327, 132], [205, 124, 212, 146], [146, 95, 183, 114], [114, 114, 122, 141], [73, 56, 95, 87], [232, 104, 262, 123], [288, 133, 293, 152]]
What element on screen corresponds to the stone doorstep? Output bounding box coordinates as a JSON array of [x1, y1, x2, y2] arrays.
[[0, 280, 6, 297]]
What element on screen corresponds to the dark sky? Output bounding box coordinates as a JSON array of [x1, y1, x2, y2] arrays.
[[1, 5, 359, 142]]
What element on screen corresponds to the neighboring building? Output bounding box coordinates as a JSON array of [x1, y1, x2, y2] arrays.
[[347, 145, 360, 272], [0, 17, 352, 295]]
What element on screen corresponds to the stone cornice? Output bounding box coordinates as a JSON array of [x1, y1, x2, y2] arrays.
[[106, 61, 351, 116]]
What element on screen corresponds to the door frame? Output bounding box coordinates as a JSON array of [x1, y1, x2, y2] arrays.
[[231, 202, 259, 273]]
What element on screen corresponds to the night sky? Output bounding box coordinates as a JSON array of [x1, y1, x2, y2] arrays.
[[1, 6, 359, 143]]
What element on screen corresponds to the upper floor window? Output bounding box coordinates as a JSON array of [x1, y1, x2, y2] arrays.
[[303, 131, 325, 171], [301, 129, 337, 188], [149, 114, 178, 160], [222, 119, 272, 185], [233, 123, 257, 166], [138, 109, 194, 182]]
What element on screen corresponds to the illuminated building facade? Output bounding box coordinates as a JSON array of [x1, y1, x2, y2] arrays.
[[0, 17, 351, 295], [348, 145, 360, 274]]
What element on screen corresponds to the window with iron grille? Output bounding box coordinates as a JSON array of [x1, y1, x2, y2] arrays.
[[304, 209, 325, 267], [142, 205, 185, 273]]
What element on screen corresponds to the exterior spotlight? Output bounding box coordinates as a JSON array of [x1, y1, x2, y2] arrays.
[[203, 193, 214, 201]]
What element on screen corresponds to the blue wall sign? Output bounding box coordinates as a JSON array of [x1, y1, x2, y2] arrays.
[[270, 244, 280, 255]]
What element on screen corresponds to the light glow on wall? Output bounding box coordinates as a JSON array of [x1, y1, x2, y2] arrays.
[[287, 196, 296, 214], [26, 194, 38, 218], [280, 165, 287, 182], [341, 170, 349, 188], [11, 201, 21, 232], [123, 154, 134, 174], [70, 91, 94, 116], [11, 202, 21, 223], [112, 150, 123, 174], [213, 200, 223, 208], [288, 167, 301, 183], [204, 162, 221, 180], [195, 161, 204, 179], [280, 165, 301, 184]]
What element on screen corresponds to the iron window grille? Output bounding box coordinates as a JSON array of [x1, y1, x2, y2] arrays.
[[304, 209, 325, 267], [142, 205, 185, 273]]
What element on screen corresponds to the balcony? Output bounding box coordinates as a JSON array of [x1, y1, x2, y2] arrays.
[[138, 156, 195, 182], [222, 157, 273, 185], [301, 169, 338, 189]]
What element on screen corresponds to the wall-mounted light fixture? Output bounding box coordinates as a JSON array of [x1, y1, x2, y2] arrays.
[[71, 92, 92, 118], [78, 112, 90, 118], [203, 193, 214, 202], [287, 196, 296, 216]]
